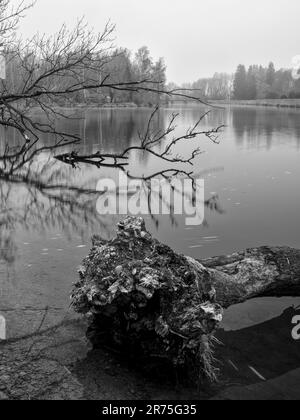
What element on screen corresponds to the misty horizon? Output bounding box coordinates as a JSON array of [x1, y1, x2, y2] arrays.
[[12, 0, 300, 85]]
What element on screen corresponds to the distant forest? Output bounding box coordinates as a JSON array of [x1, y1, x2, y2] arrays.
[[4, 43, 299, 105], [232, 63, 300, 100], [2, 45, 167, 107], [170, 62, 300, 102], [85, 55, 300, 102], [94, 54, 300, 103], [95, 46, 167, 106]]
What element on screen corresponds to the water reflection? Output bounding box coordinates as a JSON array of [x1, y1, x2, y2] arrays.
[[1, 105, 300, 266], [175, 105, 300, 150], [0, 162, 107, 264], [231, 107, 300, 149], [1, 106, 300, 341], [0, 107, 223, 267], [216, 305, 300, 388]]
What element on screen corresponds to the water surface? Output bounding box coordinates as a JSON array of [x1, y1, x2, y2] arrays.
[[1, 105, 300, 339]]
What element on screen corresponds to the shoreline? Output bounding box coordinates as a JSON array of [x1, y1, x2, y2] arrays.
[[211, 99, 300, 109], [29, 99, 300, 114]]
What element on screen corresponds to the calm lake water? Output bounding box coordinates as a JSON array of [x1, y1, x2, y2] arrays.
[[1, 105, 300, 344]]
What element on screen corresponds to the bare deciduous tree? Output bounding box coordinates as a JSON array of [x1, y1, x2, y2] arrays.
[[0, 0, 33, 40]]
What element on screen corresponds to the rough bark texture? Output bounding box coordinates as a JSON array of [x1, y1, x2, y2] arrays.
[[71, 217, 223, 382], [200, 246, 300, 308], [71, 217, 300, 382]]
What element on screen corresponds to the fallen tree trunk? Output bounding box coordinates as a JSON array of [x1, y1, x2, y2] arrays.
[[71, 217, 300, 382], [199, 246, 300, 308]]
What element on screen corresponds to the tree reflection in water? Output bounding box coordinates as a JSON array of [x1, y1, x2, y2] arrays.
[[0, 109, 225, 265]]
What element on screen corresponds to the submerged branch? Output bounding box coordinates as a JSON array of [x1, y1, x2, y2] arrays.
[[54, 108, 225, 181]]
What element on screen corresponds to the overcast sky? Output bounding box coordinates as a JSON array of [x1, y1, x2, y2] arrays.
[[14, 0, 300, 84]]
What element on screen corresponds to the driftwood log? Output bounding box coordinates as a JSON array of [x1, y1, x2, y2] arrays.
[[71, 217, 300, 382], [199, 247, 300, 308]]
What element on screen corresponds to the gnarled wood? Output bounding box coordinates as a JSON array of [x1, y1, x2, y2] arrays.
[[71, 217, 300, 382], [200, 246, 300, 308]]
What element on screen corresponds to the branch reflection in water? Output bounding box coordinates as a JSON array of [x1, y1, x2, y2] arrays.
[[0, 107, 225, 265]]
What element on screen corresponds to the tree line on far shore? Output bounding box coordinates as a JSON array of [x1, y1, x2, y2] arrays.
[[2, 45, 167, 107], [96, 46, 167, 106], [3, 40, 299, 105], [232, 62, 300, 100], [166, 63, 300, 103]]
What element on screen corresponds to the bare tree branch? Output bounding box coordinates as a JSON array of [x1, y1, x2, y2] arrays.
[[55, 107, 225, 182]]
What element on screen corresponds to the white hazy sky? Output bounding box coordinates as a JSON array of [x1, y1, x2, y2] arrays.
[[14, 0, 300, 84]]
